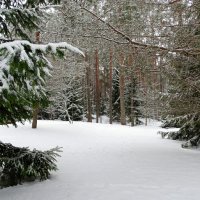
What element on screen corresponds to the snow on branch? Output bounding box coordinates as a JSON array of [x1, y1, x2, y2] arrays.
[[0, 40, 84, 57], [47, 42, 85, 56], [0, 40, 84, 93]]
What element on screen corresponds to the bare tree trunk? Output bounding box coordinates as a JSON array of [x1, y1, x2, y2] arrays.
[[144, 83, 148, 126], [85, 54, 92, 122], [145, 98, 148, 126], [130, 91, 134, 126], [109, 48, 113, 124], [119, 52, 126, 125], [95, 49, 100, 123], [152, 54, 158, 120], [32, 106, 39, 128], [129, 54, 135, 126]]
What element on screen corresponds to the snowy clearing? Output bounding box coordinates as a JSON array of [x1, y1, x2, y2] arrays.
[[0, 120, 200, 200]]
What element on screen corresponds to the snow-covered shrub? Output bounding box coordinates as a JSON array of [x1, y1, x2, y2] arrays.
[[161, 114, 193, 128], [0, 142, 62, 188], [159, 113, 200, 148]]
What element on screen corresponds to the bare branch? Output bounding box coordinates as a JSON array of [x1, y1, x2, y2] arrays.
[[78, 4, 198, 56]]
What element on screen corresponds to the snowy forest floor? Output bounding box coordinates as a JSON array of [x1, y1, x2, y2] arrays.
[[0, 120, 200, 200]]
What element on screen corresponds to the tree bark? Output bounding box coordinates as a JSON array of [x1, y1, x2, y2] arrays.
[[32, 106, 39, 129], [85, 54, 92, 122], [144, 83, 148, 126], [109, 48, 113, 124], [119, 52, 126, 125], [95, 49, 100, 123], [129, 54, 135, 126]]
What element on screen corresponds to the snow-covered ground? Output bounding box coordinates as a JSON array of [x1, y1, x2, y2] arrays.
[[0, 120, 200, 200]]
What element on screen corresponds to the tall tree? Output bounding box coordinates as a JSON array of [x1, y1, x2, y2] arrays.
[[95, 49, 100, 123], [119, 52, 126, 125], [109, 48, 113, 124]]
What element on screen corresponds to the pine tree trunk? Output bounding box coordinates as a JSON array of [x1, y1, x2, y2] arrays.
[[128, 53, 135, 126], [144, 86, 148, 126], [32, 106, 39, 129], [109, 48, 113, 124], [152, 54, 158, 120], [119, 52, 126, 125], [95, 49, 100, 123], [85, 54, 92, 122], [130, 94, 134, 126]]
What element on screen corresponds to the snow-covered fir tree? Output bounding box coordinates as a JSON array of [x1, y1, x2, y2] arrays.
[[0, 0, 84, 126], [159, 1, 200, 148], [0, 0, 85, 187], [0, 141, 62, 187]]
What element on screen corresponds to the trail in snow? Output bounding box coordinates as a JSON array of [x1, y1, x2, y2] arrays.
[[0, 120, 200, 200]]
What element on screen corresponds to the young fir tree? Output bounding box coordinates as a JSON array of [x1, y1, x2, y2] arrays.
[[51, 85, 84, 122], [159, 1, 200, 148], [125, 74, 142, 126], [0, 0, 84, 126], [0, 141, 62, 187], [112, 68, 120, 121], [112, 63, 142, 125]]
